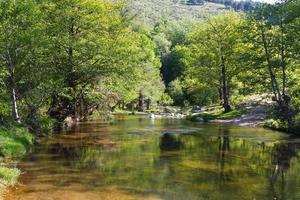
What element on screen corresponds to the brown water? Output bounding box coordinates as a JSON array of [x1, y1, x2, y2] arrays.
[[5, 115, 300, 200]]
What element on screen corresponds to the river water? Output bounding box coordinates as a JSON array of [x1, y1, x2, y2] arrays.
[[5, 115, 300, 200]]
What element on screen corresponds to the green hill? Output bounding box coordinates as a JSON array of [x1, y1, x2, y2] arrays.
[[127, 0, 227, 25]]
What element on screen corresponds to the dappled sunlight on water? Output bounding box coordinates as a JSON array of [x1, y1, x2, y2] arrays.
[[5, 116, 300, 200]]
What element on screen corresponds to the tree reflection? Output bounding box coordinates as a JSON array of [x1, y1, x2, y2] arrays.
[[17, 119, 300, 200], [270, 143, 297, 199], [218, 128, 231, 182], [159, 133, 182, 151]]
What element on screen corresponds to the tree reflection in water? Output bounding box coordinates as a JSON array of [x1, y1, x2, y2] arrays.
[[270, 142, 297, 199], [218, 128, 231, 182], [7, 117, 300, 200], [159, 133, 182, 151]]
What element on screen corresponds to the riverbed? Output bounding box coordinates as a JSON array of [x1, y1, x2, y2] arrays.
[[5, 115, 300, 200]]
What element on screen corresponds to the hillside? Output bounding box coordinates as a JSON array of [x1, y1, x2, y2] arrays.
[[127, 0, 227, 25]]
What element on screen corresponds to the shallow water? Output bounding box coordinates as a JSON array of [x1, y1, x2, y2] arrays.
[[5, 115, 300, 200]]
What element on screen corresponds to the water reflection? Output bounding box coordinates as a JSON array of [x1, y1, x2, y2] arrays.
[[269, 143, 298, 200], [160, 134, 182, 151], [5, 116, 300, 200], [218, 128, 230, 182]]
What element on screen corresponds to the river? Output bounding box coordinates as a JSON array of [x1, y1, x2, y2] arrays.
[[5, 115, 300, 200]]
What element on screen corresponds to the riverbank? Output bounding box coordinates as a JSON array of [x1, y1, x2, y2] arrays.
[[188, 105, 300, 134], [188, 104, 270, 127], [0, 126, 33, 197]]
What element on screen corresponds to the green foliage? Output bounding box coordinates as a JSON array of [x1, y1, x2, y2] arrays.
[[0, 126, 32, 192], [263, 119, 287, 131], [159, 93, 174, 106], [0, 0, 170, 126], [181, 12, 246, 111], [0, 167, 20, 186], [167, 78, 185, 105], [241, 0, 300, 130], [188, 109, 246, 121], [0, 126, 33, 158]]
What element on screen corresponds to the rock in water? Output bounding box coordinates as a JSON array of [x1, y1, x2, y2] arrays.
[[195, 117, 204, 122], [148, 113, 155, 118]]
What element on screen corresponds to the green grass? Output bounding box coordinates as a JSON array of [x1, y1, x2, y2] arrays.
[[216, 110, 246, 119], [0, 126, 33, 193], [263, 119, 288, 132], [0, 126, 33, 159], [188, 109, 246, 122], [0, 167, 20, 186]]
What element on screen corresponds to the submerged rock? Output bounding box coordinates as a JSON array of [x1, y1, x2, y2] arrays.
[[194, 117, 204, 122]]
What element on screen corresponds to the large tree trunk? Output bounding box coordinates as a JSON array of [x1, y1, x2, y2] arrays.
[[221, 56, 231, 113]]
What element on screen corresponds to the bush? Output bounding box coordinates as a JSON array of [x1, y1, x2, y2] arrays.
[[263, 119, 287, 131], [0, 126, 33, 158]]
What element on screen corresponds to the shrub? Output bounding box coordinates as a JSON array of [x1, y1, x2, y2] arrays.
[[0, 127, 33, 158], [263, 119, 287, 131]]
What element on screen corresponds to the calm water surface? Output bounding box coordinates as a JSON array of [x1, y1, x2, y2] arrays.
[[5, 115, 300, 200]]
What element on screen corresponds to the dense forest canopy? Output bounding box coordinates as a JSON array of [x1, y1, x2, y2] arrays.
[[0, 0, 299, 133]]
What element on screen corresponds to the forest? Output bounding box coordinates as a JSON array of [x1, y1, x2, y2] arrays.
[[0, 0, 299, 197]]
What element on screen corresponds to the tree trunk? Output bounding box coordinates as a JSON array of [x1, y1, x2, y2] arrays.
[[138, 92, 144, 112], [221, 56, 231, 113], [218, 79, 223, 104], [260, 26, 294, 130], [11, 84, 21, 123], [146, 98, 151, 110], [6, 49, 21, 123], [26, 105, 39, 133], [261, 28, 281, 101], [7, 71, 21, 123]]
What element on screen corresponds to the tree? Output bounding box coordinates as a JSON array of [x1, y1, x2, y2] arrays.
[[42, 0, 148, 121], [185, 12, 245, 112], [0, 0, 43, 123], [244, 1, 300, 129], [152, 19, 194, 86], [134, 30, 165, 111]]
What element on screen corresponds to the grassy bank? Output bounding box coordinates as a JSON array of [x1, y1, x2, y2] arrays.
[[0, 126, 33, 194], [188, 109, 246, 122], [263, 118, 300, 134]]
